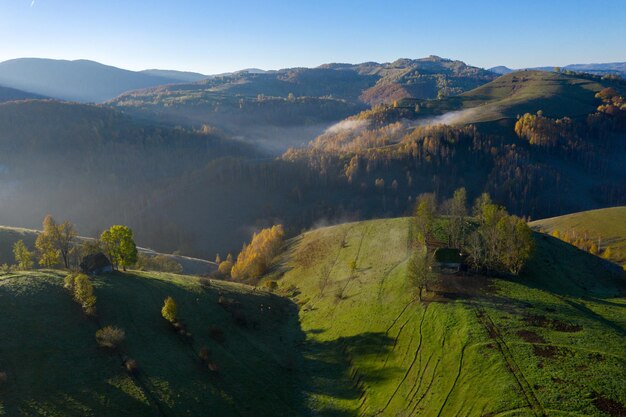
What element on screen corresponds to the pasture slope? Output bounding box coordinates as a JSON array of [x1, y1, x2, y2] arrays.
[[530, 206, 626, 265], [0, 270, 305, 417], [0, 215, 624, 416], [271, 217, 626, 416]]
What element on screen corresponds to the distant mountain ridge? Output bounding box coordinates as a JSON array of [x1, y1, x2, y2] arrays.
[[489, 61, 626, 76], [0, 85, 47, 103], [0, 58, 188, 103]]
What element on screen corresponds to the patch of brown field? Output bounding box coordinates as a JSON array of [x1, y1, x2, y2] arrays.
[[432, 273, 494, 301], [516, 330, 546, 344], [523, 314, 582, 332], [593, 394, 626, 417], [293, 232, 341, 269], [532, 344, 573, 359]]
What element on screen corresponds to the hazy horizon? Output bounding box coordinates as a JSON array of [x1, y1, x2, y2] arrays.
[[1, 0, 625, 74]]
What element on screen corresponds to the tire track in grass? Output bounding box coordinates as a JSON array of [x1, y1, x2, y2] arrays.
[[409, 358, 441, 416], [374, 305, 428, 416], [406, 352, 432, 401], [474, 305, 545, 417], [383, 317, 411, 368], [435, 342, 467, 417]]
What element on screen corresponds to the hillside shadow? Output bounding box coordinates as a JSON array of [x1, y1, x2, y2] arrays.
[[519, 234, 625, 299], [297, 331, 397, 416], [92, 271, 398, 416]]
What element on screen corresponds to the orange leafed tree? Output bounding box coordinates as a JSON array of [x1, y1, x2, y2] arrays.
[[231, 225, 285, 281]]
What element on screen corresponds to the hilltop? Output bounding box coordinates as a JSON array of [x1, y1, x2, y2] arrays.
[[0, 58, 190, 103], [394, 70, 625, 124], [530, 207, 626, 265], [1, 217, 624, 416]]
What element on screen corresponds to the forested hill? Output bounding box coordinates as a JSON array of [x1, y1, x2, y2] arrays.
[[0, 99, 257, 255], [108, 56, 495, 151], [281, 70, 626, 221]]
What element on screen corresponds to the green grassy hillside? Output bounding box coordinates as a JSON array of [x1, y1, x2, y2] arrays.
[[1, 217, 625, 416], [530, 207, 626, 265], [269, 217, 626, 416], [397, 70, 626, 124], [0, 270, 304, 417]]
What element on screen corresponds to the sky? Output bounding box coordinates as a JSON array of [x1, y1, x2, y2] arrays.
[[1, 0, 625, 74]]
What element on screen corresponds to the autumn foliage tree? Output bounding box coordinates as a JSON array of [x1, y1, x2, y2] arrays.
[[13, 240, 33, 270], [161, 296, 178, 323], [231, 225, 285, 281], [64, 273, 97, 315]]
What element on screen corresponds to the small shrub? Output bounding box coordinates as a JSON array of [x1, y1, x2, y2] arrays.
[[262, 280, 278, 291], [95, 326, 125, 349], [217, 260, 233, 277], [199, 277, 212, 288], [207, 361, 220, 373], [0, 264, 14, 275], [161, 296, 177, 322], [125, 359, 138, 375], [198, 346, 211, 363], [65, 273, 97, 315]]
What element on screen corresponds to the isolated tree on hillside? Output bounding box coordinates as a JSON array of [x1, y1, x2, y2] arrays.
[[414, 193, 437, 246], [161, 296, 178, 323], [496, 215, 534, 275], [101, 225, 138, 271], [35, 216, 60, 268], [448, 187, 467, 247], [34, 215, 76, 269], [407, 249, 437, 300], [55, 220, 76, 269], [13, 240, 33, 270]]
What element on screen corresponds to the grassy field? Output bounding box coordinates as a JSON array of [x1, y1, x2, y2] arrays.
[[0, 270, 305, 416], [408, 70, 624, 125], [270, 217, 626, 416], [1, 216, 625, 416], [530, 207, 626, 265]]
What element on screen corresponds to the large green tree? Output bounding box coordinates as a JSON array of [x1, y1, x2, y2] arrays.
[[101, 225, 138, 271]]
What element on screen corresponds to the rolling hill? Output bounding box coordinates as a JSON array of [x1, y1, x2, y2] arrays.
[[0, 58, 187, 103], [530, 207, 626, 265], [1, 216, 624, 416], [0, 226, 214, 275], [489, 62, 626, 77], [396, 70, 625, 125], [0, 270, 304, 416], [108, 56, 495, 151], [268, 217, 625, 416]]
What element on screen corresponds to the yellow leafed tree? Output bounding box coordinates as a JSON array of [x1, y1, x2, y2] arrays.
[[231, 225, 285, 281]]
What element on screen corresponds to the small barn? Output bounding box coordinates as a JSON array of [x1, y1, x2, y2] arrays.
[[80, 252, 113, 275], [434, 248, 464, 273]]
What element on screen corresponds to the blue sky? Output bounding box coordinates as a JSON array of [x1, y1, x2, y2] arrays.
[[1, 0, 625, 74]]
